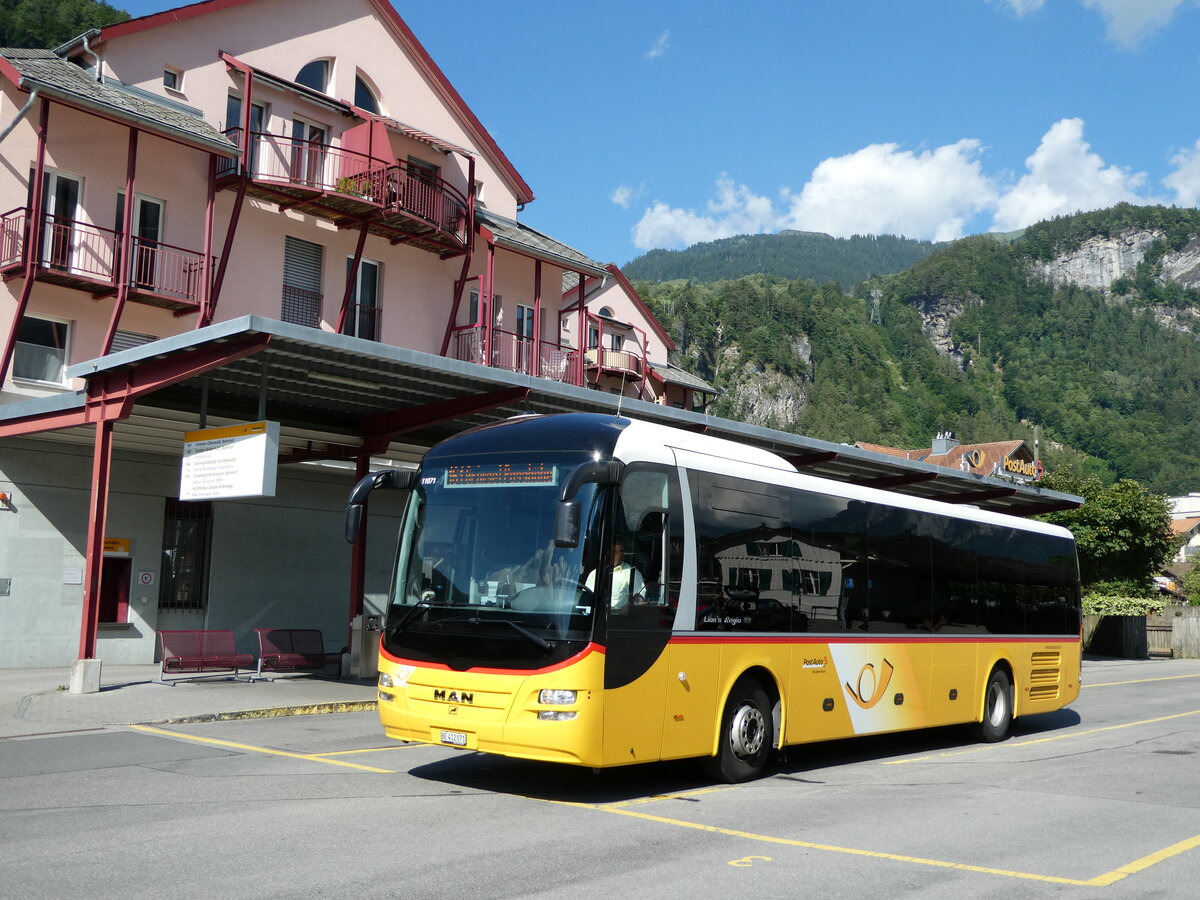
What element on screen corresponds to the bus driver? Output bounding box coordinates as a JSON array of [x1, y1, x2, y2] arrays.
[[585, 542, 644, 609]]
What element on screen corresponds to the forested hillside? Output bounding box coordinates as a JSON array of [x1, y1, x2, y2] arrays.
[[623, 231, 937, 287], [635, 205, 1200, 495]]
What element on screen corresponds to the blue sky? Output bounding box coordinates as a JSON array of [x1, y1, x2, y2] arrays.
[[120, 0, 1200, 265]]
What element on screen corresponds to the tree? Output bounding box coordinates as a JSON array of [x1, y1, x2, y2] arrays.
[[0, 0, 129, 50], [1037, 473, 1177, 592]]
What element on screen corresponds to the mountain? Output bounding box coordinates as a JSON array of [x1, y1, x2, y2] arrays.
[[623, 231, 938, 287], [635, 204, 1200, 495]]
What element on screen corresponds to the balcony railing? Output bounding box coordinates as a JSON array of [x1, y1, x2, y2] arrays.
[[340, 302, 381, 341], [451, 325, 591, 385], [222, 129, 469, 247], [586, 346, 645, 378], [281, 285, 322, 328], [0, 208, 207, 309]]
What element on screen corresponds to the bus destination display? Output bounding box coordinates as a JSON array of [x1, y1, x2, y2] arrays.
[[444, 463, 558, 488]]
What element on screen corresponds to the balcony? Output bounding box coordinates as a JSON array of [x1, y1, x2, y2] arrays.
[[586, 346, 645, 379], [451, 325, 581, 384], [219, 130, 469, 257], [0, 208, 206, 313]]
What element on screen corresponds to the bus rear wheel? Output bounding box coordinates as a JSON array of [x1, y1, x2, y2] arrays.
[[976, 668, 1013, 743], [707, 677, 773, 783]]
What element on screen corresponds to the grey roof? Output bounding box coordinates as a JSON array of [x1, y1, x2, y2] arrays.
[[476, 209, 607, 277], [0, 315, 1084, 516], [651, 361, 718, 395], [1, 48, 236, 156]]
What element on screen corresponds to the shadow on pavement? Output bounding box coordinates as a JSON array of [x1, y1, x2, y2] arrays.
[[404, 706, 1084, 803]]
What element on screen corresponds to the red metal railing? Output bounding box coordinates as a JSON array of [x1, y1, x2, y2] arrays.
[[450, 324, 593, 386], [0, 208, 206, 304], [223, 129, 469, 244]]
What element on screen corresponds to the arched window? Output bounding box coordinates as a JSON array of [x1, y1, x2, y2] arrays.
[[295, 59, 330, 92], [355, 74, 380, 114], [599, 306, 615, 319]]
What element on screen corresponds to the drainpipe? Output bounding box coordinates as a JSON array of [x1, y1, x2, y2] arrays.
[[80, 33, 103, 82], [0, 87, 37, 144]]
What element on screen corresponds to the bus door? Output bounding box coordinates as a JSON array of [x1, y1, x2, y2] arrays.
[[600, 464, 679, 766]]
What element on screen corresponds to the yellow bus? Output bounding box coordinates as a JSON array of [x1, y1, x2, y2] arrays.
[[346, 413, 1081, 782]]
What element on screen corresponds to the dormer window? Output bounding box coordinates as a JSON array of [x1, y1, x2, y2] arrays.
[[295, 59, 330, 92], [355, 74, 380, 114]]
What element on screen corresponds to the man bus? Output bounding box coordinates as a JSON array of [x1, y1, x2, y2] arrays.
[[346, 413, 1081, 782]]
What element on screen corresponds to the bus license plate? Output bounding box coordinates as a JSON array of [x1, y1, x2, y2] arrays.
[[440, 730, 468, 747]]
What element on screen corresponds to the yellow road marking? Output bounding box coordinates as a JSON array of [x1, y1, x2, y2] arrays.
[[1085, 673, 1200, 688], [885, 708, 1200, 765], [130, 725, 397, 773], [131, 722, 1200, 887], [310, 745, 427, 757], [603, 786, 737, 808], [559, 801, 1200, 887]]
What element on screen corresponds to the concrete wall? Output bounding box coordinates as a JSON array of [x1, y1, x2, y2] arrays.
[[0, 436, 405, 667]]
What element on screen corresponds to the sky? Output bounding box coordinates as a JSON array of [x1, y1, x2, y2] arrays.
[[118, 0, 1200, 265]]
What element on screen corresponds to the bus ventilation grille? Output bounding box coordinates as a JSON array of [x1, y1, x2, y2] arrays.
[[1028, 684, 1060, 701], [1030, 651, 1061, 667]]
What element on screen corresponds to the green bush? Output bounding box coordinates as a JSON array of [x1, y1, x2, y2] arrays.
[[1082, 592, 1167, 616]]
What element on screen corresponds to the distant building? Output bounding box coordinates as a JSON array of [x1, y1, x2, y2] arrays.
[[1167, 495, 1200, 563], [855, 432, 1045, 483]]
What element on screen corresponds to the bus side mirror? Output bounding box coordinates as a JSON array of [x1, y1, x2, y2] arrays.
[[345, 468, 417, 544], [345, 504, 365, 544], [554, 500, 581, 548]]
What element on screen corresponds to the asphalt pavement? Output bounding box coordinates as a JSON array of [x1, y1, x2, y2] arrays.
[[0, 662, 379, 739]]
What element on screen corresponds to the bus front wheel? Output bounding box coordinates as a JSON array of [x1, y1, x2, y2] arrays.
[[977, 668, 1013, 743], [707, 677, 773, 783]]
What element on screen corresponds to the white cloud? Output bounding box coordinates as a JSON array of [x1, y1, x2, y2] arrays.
[[645, 30, 671, 60], [611, 185, 635, 208], [1081, 0, 1187, 47], [783, 140, 998, 242], [991, 118, 1147, 231], [631, 176, 778, 249], [1165, 140, 1200, 206], [988, 0, 1046, 16]]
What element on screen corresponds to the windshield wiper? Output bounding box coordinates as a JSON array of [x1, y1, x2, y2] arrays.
[[388, 599, 432, 636], [437, 614, 557, 651]]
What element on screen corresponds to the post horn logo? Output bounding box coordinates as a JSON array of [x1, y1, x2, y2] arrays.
[[845, 658, 895, 709]]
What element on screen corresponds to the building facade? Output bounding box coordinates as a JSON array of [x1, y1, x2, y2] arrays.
[[0, 0, 709, 668]]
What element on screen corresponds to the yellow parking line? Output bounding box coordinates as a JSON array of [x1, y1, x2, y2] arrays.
[[1085, 673, 1200, 688], [129, 725, 397, 773], [565, 802, 1200, 887], [310, 745, 427, 757], [884, 708, 1200, 765], [603, 786, 738, 808]]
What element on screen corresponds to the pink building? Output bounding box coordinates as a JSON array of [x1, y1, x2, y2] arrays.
[[0, 0, 705, 406]]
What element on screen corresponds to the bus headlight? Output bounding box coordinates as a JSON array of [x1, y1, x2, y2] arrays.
[[537, 710, 578, 721], [538, 689, 577, 705], [379, 673, 394, 688]]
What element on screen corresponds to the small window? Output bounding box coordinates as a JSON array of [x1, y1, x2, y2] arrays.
[[295, 59, 330, 92], [163, 67, 182, 91], [12, 316, 69, 384], [354, 74, 380, 114], [599, 306, 615, 319]]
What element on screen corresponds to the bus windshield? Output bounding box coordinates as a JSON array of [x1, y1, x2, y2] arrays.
[[383, 452, 605, 671]]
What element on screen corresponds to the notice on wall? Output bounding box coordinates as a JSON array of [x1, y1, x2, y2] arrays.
[[179, 420, 279, 501]]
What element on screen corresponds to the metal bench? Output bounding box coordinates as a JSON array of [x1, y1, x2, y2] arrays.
[[156, 629, 254, 684], [253, 628, 339, 679]]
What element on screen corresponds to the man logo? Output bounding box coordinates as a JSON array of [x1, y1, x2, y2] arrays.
[[433, 689, 474, 704], [845, 658, 895, 709]]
